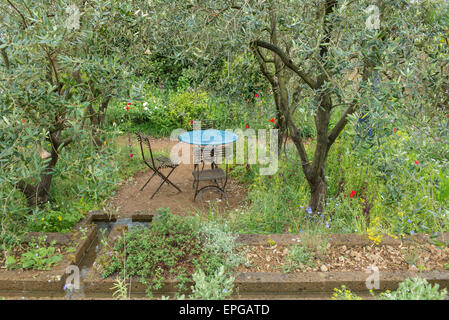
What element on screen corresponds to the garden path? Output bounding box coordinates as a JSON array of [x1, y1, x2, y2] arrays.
[[108, 136, 247, 216]]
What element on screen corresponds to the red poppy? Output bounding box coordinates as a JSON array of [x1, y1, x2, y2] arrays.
[[415, 160, 419, 165], [269, 118, 275, 124], [349, 190, 356, 198], [393, 128, 397, 133], [125, 106, 130, 110], [254, 93, 259, 98], [190, 120, 193, 125], [21, 119, 26, 123], [446, 115, 449, 118], [245, 124, 250, 129], [129, 153, 134, 158], [127, 102, 132, 106]]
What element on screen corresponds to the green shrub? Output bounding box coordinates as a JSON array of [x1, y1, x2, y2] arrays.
[[190, 266, 234, 300], [7, 236, 62, 271], [378, 278, 447, 300], [26, 205, 84, 233], [99, 209, 242, 297]]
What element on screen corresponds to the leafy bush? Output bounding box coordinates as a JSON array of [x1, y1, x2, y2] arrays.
[[378, 278, 448, 300], [26, 206, 84, 233], [99, 209, 242, 297], [6, 236, 62, 271], [190, 266, 234, 300]]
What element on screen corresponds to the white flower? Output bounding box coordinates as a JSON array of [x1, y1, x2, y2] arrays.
[[143, 102, 148, 107], [144, 107, 148, 111]]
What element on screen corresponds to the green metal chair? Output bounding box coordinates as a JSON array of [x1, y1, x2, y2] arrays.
[[135, 132, 182, 199]]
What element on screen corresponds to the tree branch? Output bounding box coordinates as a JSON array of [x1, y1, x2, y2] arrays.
[[252, 40, 318, 89], [6, 0, 28, 29], [0, 40, 10, 70]]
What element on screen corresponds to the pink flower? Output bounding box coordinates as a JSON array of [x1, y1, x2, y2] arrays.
[[415, 160, 419, 165], [129, 153, 134, 158], [349, 190, 356, 198]]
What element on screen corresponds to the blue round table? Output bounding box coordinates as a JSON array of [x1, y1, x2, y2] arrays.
[[178, 129, 238, 146], [178, 129, 238, 206]]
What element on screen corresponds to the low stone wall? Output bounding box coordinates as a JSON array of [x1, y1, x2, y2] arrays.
[[1, 210, 448, 299]]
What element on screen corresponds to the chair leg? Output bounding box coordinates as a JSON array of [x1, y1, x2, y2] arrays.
[[140, 171, 157, 191], [194, 177, 200, 201], [150, 167, 181, 199], [156, 168, 182, 193]]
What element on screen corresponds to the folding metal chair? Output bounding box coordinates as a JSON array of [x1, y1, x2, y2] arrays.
[[192, 145, 229, 206], [135, 132, 182, 199]]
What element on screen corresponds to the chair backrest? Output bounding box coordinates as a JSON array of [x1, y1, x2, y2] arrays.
[[193, 119, 216, 130], [135, 132, 156, 168], [199, 145, 224, 164]]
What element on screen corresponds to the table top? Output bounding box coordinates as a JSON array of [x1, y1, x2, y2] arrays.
[[178, 129, 239, 145]]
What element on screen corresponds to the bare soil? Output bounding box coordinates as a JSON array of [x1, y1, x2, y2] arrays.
[[238, 243, 449, 273], [109, 135, 248, 216]]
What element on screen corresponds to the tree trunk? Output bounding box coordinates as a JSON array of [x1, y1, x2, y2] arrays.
[[308, 168, 327, 213], [17, 132, 72, 209], [17, 145, 59, 208]]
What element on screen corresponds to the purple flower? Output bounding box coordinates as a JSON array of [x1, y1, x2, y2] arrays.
[[325, 222, 330, 228], [306, 207, 312, 214]]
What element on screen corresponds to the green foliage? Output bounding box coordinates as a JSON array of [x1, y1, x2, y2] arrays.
[[7, 236, 62, 271], [215, 124, 448, 236], [111, 277, 129, 300], [189, 266, 234, 300], [283, 244, 315, 272], [377, 278, 447, 300], [107, 88, 211, 136], [26, 206, 84, 233], [199, 221, 245, 270], [99, 209, 242, 296]]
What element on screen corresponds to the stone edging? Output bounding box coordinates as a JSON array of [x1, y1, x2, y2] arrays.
[[1, 210, 448, 298]]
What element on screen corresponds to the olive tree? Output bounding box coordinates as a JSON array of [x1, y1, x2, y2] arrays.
[[0, 0, 144, 208], [138, 0, 448, 212]]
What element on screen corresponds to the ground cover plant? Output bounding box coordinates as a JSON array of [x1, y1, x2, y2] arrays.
[[97, 209, 243, 298], [1, 235, 64, 271], [332, 277, 448, 300]]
